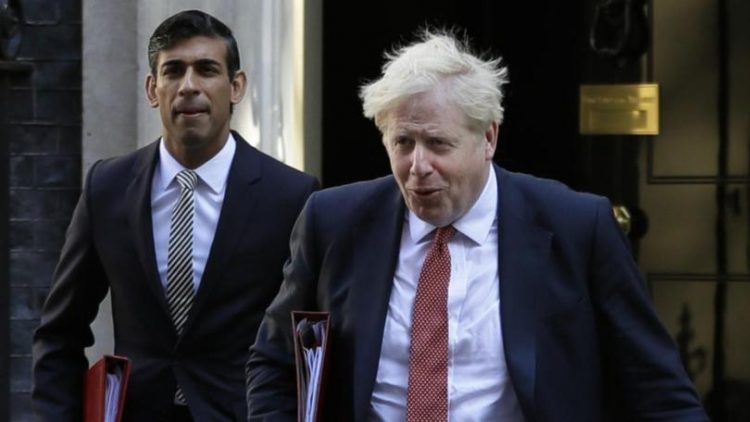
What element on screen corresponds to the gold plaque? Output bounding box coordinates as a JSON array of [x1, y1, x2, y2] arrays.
[[580, 84, 659, 135]]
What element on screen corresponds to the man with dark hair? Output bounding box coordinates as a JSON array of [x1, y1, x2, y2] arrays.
[[32, 10, 318, 421]]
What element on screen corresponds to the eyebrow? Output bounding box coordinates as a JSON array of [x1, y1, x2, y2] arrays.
[[160, 58, 223, 69]]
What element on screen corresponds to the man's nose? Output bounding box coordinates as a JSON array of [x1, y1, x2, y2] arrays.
[[409, 144, 433, 177], [179, 68, 199, 95]]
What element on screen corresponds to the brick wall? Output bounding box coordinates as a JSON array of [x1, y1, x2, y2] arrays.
[[3, 0, 82, 420]]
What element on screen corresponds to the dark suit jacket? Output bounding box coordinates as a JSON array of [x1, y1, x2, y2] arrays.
[[32, 132, 318, 421], [246, 164, 708, 421]]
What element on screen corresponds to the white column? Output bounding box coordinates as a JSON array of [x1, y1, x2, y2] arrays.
[[82, 0, 140, 361]]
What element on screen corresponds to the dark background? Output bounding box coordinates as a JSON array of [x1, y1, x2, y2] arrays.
[[320, 0, 645, 252], [321, 1, 613, 192]]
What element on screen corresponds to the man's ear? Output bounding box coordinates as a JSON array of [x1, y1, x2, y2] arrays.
[[230, 70, 247, 104], [145, 74, 159, 108], [484, 120, 499, 160]]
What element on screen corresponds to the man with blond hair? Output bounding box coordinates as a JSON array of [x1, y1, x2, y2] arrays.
[[246, 30, 707, 421]]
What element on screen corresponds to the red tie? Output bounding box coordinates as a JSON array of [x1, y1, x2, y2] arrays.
[[406, 225, 456, 422]]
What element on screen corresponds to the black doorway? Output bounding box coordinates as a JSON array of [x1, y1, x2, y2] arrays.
[[321, 1, 586, 189]]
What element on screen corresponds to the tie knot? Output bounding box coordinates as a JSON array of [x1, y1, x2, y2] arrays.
[[434, 225, 456, 246], [176, 169, 198, 191]]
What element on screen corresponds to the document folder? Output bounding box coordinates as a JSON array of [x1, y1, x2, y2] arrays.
[[84, 354, 131, 422], [292, 311, 331, 422]]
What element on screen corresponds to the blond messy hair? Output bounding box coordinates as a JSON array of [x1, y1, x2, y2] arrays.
[[360, 29, 509, 133]]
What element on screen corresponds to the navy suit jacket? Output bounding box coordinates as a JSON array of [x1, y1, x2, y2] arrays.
[[246, 164, 707, 421], [32, 132, 318, 421]]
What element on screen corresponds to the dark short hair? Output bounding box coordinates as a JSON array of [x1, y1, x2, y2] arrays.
[[147, 10, 240, 79]]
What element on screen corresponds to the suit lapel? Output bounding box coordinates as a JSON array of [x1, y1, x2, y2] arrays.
[[126, 141, 171, 317], [182, 135, 262, 334], [349, 180, 405, 422], [496, 166, 551, 421]]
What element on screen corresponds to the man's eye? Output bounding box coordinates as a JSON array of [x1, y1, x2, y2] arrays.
[[394, 137, 412, 146], [429, 138, 448, 146], [162, 67, 180, 77]]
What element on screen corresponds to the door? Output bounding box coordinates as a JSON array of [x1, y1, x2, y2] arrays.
[[639, 1, 750, 420]]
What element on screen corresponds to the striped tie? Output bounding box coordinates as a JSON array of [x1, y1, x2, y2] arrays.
[[166, 169, 197, 405]]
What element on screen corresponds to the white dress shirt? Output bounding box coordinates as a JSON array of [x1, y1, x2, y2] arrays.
[[151, 134, 236, 292], [369, 165, 524, 422]]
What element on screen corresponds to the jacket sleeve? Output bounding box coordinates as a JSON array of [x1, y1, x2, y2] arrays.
[[31, 161, 110, 422], [590, 197, 709, 421], [245, 193, 321, 422]]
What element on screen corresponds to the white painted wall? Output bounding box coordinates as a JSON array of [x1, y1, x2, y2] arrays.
[[82, 1, 138, 170], [82, 0, 139, 362]]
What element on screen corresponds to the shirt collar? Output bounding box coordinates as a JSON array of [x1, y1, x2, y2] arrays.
[[157, 133, 236, 194], [408, 165, 498, 245]]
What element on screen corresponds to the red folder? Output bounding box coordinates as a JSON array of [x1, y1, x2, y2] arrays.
[[292, 311, 331, 422], [83, 355, 131, 422]]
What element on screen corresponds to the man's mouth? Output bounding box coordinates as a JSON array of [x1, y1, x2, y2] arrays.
[[410, 187, 441, 197], [175, 106, 208, 117]]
